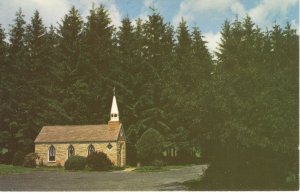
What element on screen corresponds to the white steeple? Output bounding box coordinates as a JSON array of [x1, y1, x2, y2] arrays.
[[110, 87, 119, 122]]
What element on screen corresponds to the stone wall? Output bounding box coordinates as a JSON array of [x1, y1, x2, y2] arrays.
[[35, 142, 119, 166]]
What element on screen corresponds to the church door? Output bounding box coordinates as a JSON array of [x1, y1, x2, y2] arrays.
[[117, 143, 123, 167]]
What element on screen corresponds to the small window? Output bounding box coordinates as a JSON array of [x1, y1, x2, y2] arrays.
[[88, 144, 95, 155], [107, 143, 113, 150], [68, 145, 75, 158], [114, 114, 117, 117], [111, 114, 114, 117], [49, 145, 55, 161]]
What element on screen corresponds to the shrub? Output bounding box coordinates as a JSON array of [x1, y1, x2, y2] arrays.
[[0, 152, 13, 164], [56, 162, 62, 168], [177, 149, 198, 164], [136, 128, 164, 165], [23, 152, 39, 168], [86, 152, 112, 171], [38, 158, 44, 167], [64, 156, 86, 170], [12, 151, 25, 166], [151, 159, 165, 168], [163, 156, 180, 165]]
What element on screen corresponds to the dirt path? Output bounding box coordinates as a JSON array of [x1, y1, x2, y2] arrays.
[[0, 165, 207, 191]]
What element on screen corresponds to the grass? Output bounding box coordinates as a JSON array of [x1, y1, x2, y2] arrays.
[[134, 164, 191, 172], [0, 164, 127, 175], [134, 166, 169, 172], [165, 165, 191, 169], [0, 164, 64, 175], [0, 163, 190, 175]]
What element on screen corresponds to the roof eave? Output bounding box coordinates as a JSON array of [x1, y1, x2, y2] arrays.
[[34, 139, 119, 144]]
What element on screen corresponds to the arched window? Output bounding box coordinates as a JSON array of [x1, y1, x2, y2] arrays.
[[68, 145, 75, 158], [88, 144, 95, 156], [49, 145, 55, 161]]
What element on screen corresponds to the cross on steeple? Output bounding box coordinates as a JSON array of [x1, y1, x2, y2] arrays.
[[113, 87, 115, 96]]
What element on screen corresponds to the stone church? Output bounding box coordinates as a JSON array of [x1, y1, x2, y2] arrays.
[[34, 93, 126, 167]]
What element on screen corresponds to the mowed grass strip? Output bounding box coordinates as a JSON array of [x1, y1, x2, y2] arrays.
[[0, 164, 64, 175], [134, 165, 190, 172]]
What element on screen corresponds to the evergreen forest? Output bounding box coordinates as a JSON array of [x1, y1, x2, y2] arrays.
[[0, 5, 298, 190]]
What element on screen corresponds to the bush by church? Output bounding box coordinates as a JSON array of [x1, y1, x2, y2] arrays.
[[86, 151, 112, 171], [64, 156, 86, 170], [23, 152, 39, 168]]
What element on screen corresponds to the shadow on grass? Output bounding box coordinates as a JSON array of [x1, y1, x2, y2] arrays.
[[133, 165, 190, 172]]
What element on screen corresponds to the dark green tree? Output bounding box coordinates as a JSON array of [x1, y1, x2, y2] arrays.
[[82, 4, 115, 124], [115, 17, 140, 165], [23, 10, 49, 141], [54, 6, 88, 125], [196, 16, 299, 190], [136, 128, 164, 164], [0, 25, 8, 154], [3, 9, 30, 157]]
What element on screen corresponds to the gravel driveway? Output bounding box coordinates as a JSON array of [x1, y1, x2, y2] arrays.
[[0, 165, 207, 191]]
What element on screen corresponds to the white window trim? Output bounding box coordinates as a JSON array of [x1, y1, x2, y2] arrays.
[[67, 145, 75, 160], [87, 144, 95, 156], [48, 145, 56, 163]]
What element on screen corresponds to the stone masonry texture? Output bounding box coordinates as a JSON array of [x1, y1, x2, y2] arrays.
[[35, 142, 121, 166]]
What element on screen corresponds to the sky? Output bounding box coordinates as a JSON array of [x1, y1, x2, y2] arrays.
[[0, 0, 298, 52]]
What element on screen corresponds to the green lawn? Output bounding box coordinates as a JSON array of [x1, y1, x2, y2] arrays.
[[0, 164, 190, 175], [0, 164, 126, 175], [0, 164, 64, 175], [134, 164, 191, 172]]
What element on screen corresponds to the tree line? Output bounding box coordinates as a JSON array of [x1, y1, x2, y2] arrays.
[[0, 5, 298, 190]]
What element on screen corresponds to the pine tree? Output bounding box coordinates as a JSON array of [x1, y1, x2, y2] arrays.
[[116, 16, 136, 130], [23, 10, 55, 139], [9, 9, 26, 58], [3, 9, 30, 156], [0, 25, 9, 156], [55, 6, 87, 125], [116, 17, 145, 165], [175, 19, 193, 89], [197, 16, 299, 190], [176, 19, 192, 61], [58, 6, 83, 69], [84, 4, 113, 73], [0, 25, 6, 63], [191, 27, 212, 78], [82, 4, 115, 124], [138, 13, 174, 137]]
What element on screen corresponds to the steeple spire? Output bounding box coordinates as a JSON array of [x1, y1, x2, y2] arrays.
[[110, 87, 119, 122]]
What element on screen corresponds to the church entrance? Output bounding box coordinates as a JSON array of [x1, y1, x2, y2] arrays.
[[117, 143, 125, 167]]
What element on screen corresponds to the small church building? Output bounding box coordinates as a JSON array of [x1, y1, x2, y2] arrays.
[[34, 94, 126, 167]]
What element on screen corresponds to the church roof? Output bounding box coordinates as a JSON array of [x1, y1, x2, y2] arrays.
[[34, 124, 122, 143]]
